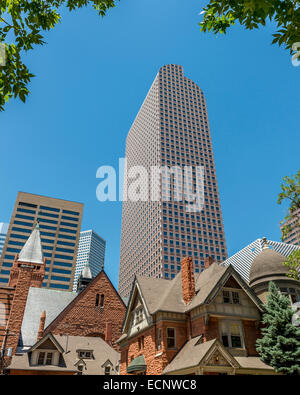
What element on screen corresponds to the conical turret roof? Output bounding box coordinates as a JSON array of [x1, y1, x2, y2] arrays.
[[18, 222, 44, 264]]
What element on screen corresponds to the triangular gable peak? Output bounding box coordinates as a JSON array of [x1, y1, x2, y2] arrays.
[[74, 358, 87, 368], [121, 279, 151, 337], [28, 332, 64, 354], [203, 266, 263, 312], [101, 359, 113, 368], [201, 340, 240, 369]]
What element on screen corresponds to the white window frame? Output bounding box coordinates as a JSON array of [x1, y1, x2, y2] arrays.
[[37, 350, 54, 365], [219, 320, 244, 349]]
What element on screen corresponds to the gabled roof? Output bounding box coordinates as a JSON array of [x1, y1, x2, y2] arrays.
[[119, 262, 263, 343], [20, 287, 77, 347], [187, 263, 263, 312], [163, 337, 239, 374], [18, 223, 44, 265], [162, 336, 274, 374], [28, 332, 64, 353], [43, 270, 126, 333], [136, 263, 262, 314]]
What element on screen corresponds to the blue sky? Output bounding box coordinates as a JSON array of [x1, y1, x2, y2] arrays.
[[1, 0, 299, 289]]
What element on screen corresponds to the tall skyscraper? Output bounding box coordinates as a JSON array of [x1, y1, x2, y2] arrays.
[[73, 230, 106, 291], [118, 64, 227, 298], [280, 208, 300, 246], [0, 192, 83, 291], [0, 223, 9, 257]]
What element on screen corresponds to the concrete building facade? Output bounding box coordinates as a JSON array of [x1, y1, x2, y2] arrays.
[[0, 192, 83, 291], [119, 64, 227, 298]]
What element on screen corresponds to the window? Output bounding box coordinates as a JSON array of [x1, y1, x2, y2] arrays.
[[138, 336, 144, 350], [77, 365, 84, 375], [157, 329, 162, 350], [223, 291, 230, 304], [222, 290, 240, 305], [100, 294, 104, 307], [105, 366, 111, 375], [167, 328, 176, 349], [220, 321, 243, 349], [45, 352, 53, 365], [37, 352, 45, 365], [232, 292, 240, 304], [135, 308, 143, 325], [78, 351, 93, 359], [37, 351, 53, 365]]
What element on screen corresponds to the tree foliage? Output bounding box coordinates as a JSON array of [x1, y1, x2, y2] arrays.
[[277, 169, 300, 280], [0, 0, 117, 111], [256, 282, 300, 375], [199, 1, 300, 55]]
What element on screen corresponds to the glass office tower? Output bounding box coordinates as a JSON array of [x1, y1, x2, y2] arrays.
[[119, 64, 227, 298], [73, 230, 106, 291]]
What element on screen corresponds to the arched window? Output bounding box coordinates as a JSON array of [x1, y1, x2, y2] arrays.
[[95, 294, 100, 307]]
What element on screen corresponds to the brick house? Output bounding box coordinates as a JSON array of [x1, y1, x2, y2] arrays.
[[0, 223, 126, 372], [117, 256, 280, 375]]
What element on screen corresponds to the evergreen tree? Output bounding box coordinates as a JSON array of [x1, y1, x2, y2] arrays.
[[256, 282, 300, 375]]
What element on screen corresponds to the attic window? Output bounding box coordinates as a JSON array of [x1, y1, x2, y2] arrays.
[[37, 351, 53, 365], [78, 351, 93, 359], [223, 290, 240, 305], [135, 308, 143, 325]]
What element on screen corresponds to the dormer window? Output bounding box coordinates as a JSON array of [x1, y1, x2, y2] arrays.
[[78, 350, 93, 359], [37, 351, 53, 365], [77, 365, 84, 375]]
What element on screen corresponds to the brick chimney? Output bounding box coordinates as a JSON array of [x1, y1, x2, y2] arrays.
[[181, 257, 195, 305], [37, 310, 46, 342], [204, 256, 214, 269], [105, 322, 112, 345]]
